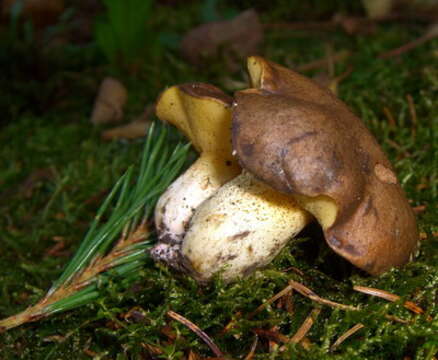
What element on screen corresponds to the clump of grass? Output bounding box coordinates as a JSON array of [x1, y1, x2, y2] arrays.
[[95, 0, 159, 69]]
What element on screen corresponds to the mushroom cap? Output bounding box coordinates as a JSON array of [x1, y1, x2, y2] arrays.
[[232, 56, 418, 275]]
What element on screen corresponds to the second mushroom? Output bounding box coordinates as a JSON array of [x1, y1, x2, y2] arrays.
[[150, 56, 418, 283]]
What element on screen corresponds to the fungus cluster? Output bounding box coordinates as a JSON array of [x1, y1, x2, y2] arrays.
[[150, 56, 418, 283]]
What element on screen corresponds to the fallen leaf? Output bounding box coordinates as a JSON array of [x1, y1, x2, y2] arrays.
[[101, 106, 152, 140], [362, 0, 394, 19], [90, 77, 128, 125], [101, 120, 150, 140], [181, 9, 263, 71]]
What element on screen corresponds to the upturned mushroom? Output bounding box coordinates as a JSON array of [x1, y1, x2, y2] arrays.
[[152, 56, 419, 282]]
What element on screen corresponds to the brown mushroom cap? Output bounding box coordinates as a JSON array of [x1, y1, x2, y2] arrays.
[[232, 56, 418, 275]]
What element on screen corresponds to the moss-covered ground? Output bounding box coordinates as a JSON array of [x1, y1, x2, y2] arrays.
[[0, 1, 437, 359]]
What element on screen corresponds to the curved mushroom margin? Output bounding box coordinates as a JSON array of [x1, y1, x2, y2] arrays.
[[232, 56, 418, 275]]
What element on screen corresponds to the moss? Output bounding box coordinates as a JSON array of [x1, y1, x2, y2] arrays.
[[0, 1, 436, 359]]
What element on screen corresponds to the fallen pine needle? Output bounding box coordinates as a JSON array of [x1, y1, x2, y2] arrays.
[[353, 286, 426, 315], [412, 205, 427, 214], [253, 328, 289, 344], [384, 314, 410, 324], [275, 308, 321, 351], [282, 266, 305, 277], [385, 138, 412, 158], [378, 24, 438, 59], [330, 323, 365, 351], [289, 280, 359, 311], [244, 335, 258, 360], [283, 291, 294, 315], [383, 107, 397, 127], [188, 350, 202, 360], [296, 50, 351, 72], [167, 310, 224, 358], [218, 312, 242, 336], [289, 308, 321, 344], [141, 343, 163, 356], [248, 284, 294, 319], [406, 94, 418, 131]]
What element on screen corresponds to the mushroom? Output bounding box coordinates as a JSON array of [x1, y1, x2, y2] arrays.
[[233, 56, 418, 276], [152, 56, 419, 282], [150, 83, 241, 269]]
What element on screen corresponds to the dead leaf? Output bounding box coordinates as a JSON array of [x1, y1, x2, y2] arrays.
[[101, 106, 152, 140], [181, 9, 263, 71], [101, 120, 150, 140], [394, 0, 438, 20], [362, 0, 394, 19], [91, 77, 128, 125]]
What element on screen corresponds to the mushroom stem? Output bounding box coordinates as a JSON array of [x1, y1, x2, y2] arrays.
[[151, 154, 239, 268], [181, 172, 311, 282]]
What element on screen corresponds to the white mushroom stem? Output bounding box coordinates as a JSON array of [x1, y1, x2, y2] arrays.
[[181, 172, 311, 282], [151, 154, 238, 267]]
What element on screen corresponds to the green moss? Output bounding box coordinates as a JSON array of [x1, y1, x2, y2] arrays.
[[0, 1, 436, 359]]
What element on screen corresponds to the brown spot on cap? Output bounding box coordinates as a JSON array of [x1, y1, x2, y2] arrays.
[[241, 143, 254, 157], [374, 163, 398, 184]]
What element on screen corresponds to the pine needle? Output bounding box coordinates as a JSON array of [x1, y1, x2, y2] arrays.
[[289, 307, 321, 344], [330, 323, 365, 351], [243, 335, 258, 360], [353, 285, 428, 317], [248, 283, 294, 319], [167, 310, 224, 358], [289, 281, 359, 311], [0, 123, 189, 332]]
